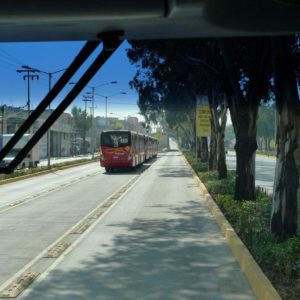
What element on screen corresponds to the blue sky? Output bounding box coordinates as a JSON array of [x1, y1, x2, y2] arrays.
[[0, 40, 141, 119]]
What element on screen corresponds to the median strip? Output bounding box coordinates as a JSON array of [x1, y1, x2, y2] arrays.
[[45, 242, 71, 258], [70, 224, 90, 234], [0, 272, 39, 298]]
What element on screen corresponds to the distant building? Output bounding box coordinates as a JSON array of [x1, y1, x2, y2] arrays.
[[0, 106, 74, 158]]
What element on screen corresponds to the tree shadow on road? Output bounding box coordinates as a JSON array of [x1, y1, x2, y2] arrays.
[[23, 201, 255, 300]]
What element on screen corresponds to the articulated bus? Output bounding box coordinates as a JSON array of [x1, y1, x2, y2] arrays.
[[100, 130, 158, 172]]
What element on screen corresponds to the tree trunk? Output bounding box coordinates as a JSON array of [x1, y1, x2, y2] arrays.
[[231, 101, 258, 201], [82, 131, 86, 155], [200, 137, 209, 162], [208, 89, 227, 178], [271, 36, 300, 240], [264, 137, 269, 151], [217, 108, 227, 179], [257, 138, 262, 150], [209, 118, 217, 170], [267, 138, 271, 152], [217, 38, 266, 200]]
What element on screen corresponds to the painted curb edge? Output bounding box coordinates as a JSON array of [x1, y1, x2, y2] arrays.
[[182, 154, 282, 300]]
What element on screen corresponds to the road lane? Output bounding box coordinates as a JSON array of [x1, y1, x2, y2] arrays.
[[20, 151, 256, 300], [0, 164, 139, 287], [226, 151, 276, 195], [0, 162, 101, 208]]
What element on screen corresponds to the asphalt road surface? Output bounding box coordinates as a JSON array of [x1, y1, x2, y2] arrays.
[[0, 162, 137, 290], [0, 146, 257, 299]]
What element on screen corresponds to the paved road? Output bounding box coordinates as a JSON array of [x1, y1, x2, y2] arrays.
[[226, 151, 276, 195], [13, 150, 256, 299], [0, 163, 138, 289]]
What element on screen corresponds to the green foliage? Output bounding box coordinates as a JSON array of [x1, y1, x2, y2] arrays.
[[183, 150, 208, 172], [71, 106, 93, 136], [259, 237, 300, 278], [114, 122, 124, 130], [257, 104, 275, 146], [199, 171, 235, 195]]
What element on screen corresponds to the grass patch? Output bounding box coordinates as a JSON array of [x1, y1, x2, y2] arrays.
[[183, 150, 300, 300], [257, 150, 276, 157]]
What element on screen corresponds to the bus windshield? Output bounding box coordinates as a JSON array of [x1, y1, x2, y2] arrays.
[[101, 131, 130, 148]]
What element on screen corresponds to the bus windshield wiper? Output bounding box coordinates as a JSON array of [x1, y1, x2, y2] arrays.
[[0, 31, 124, 174]]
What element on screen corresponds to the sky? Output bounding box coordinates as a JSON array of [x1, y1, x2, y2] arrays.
[[0, 40, 142, 120]]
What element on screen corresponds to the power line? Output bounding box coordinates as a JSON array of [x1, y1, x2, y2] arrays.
[[0, 64, 16, 72], [0, 47, 24, 66], [0, 57, 19, 68], [95, 101, 138, 106]]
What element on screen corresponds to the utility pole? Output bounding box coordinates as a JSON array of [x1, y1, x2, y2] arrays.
[[16, 66, 39, 116], [90, 87, 96, 158], [82, 96, 92, 154], [22, 65, 66, 166]]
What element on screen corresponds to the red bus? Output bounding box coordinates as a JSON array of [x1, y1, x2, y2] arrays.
[[100, 130, 158, 172]]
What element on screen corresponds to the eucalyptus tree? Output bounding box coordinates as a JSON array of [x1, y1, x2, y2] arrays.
[[128, 37, 272, 197], [271, 35, 300, 240], [217, 37, 272, 200]]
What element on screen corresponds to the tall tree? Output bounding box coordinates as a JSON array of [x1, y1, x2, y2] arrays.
[[208, 89, 227, 179], [217, 37, 271, 200], [271, 36, 300, 240], [128, 40, 198, 151], [71, 106, 92, 154]]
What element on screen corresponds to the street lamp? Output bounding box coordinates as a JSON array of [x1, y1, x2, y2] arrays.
[[94, 92, 127, 123]]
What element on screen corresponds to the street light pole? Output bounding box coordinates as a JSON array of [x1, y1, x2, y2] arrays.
[[70, 81, 117, 158], [94, 92, 127, 126], [45, 69, 67, 166], [105, 96, 108, 121], [91, 87, 96, 158]]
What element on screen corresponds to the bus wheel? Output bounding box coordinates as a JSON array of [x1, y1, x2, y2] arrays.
[[105, 167, 111, 173]]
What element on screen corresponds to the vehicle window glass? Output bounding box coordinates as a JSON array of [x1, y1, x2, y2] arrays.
[[101, 132, 130, 147]]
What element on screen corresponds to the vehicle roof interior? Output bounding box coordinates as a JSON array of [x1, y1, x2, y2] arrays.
[[0, 0, 299, 42]]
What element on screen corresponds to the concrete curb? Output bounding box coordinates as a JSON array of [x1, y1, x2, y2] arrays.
[[182, 155, 282, 300], [0, 159, 98, 186]]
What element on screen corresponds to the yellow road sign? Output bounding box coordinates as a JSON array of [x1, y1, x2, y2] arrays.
[[196, 95, 211, 137]]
